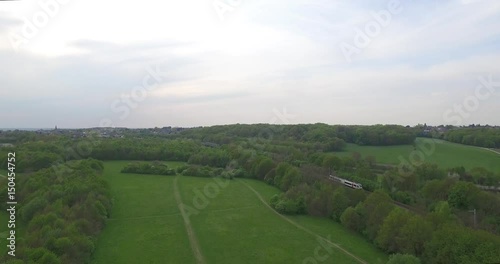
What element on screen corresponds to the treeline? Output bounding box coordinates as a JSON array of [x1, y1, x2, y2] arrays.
[[177, 164, 238, 179], [121, 161, 176, 175], [0, 159, 112, 264], [0, 140, 67, 172], [0, 138, 201, 173], [443, 127, 500, 148], [87, 139, 199, 161], [179, 123, 416, 147]]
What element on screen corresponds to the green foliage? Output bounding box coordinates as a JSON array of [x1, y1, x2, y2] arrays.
[[180, 164, 234, 179], [398, 215, 433, 256], [270, 193, 306, 215], [444, 127, 500, 148], [121, 161, 176, 176], [88, 138, 199, 161], [362, 191, 395, 241], [2, 159, 111, 264], [423, 224, 500, 264], [254, 158, 274, 180], [188, 148, 230, 168], [330, 188, 351, 221], [448, 181, 479, 209], [340, 206, 364, 233]]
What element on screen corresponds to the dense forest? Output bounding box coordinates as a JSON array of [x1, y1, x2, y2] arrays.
[[177, 123, 417, 147], [442, 127, 500, 148], [0, 159, 111, 264], [1, 124, 499, 263]]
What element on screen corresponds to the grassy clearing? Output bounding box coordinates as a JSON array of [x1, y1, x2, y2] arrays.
[[94, 162, 388, 264], [335, 138, 500, 173], [289, 215, 388, 264], [92, 161, 195, 264], [178, 176, 387, 264]]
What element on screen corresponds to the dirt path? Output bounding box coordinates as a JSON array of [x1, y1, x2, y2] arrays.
[[239, 180, 368, 264], [173, 176, 206, 264], [482, 148, 500, 155]]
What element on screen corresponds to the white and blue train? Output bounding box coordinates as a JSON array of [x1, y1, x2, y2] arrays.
[[329, 175, 363, 190]]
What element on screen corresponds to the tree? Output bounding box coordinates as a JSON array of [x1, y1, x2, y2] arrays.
[[426, 201, 458, 228], [399, 215, 433, 256], [330, 188, 350, 221], [362, 190, 395, 241], [448, 181, 479, 209], [254, 158, 274, 180], [322, 154, 342, 171], [340, 206, 363, 232], [376, 208, 411, 253], [423, 224, 500, 264]]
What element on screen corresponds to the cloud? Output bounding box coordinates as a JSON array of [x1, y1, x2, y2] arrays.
[[0, 0, 499, 128]]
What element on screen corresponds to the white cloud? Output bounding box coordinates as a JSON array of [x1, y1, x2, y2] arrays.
[[0, 0, 499, 127]]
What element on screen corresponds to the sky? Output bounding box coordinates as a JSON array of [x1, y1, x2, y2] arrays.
[[0, 0, 499, 128]]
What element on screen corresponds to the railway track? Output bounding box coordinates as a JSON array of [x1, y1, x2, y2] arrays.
[[326, 175, 427, 216]]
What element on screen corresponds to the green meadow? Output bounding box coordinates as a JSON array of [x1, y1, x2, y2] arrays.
[[335, 138, 500, 173], [92, 161, 195, 264], [92, 161, 388, 264]]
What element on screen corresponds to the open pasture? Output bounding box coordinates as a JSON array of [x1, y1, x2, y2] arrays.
[[336, 138, 500, 173], [92, 161, 388, 264]]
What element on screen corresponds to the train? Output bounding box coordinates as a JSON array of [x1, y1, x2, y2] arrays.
[[328, 175, 363, 190]]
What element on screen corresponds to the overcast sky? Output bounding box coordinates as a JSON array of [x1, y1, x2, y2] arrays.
[[1, 0, 499, 128]]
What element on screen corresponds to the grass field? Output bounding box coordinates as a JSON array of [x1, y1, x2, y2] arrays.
[[335, 138, 500, 173], [92, 161, 195, 264], [92, 161, 388, 264]]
